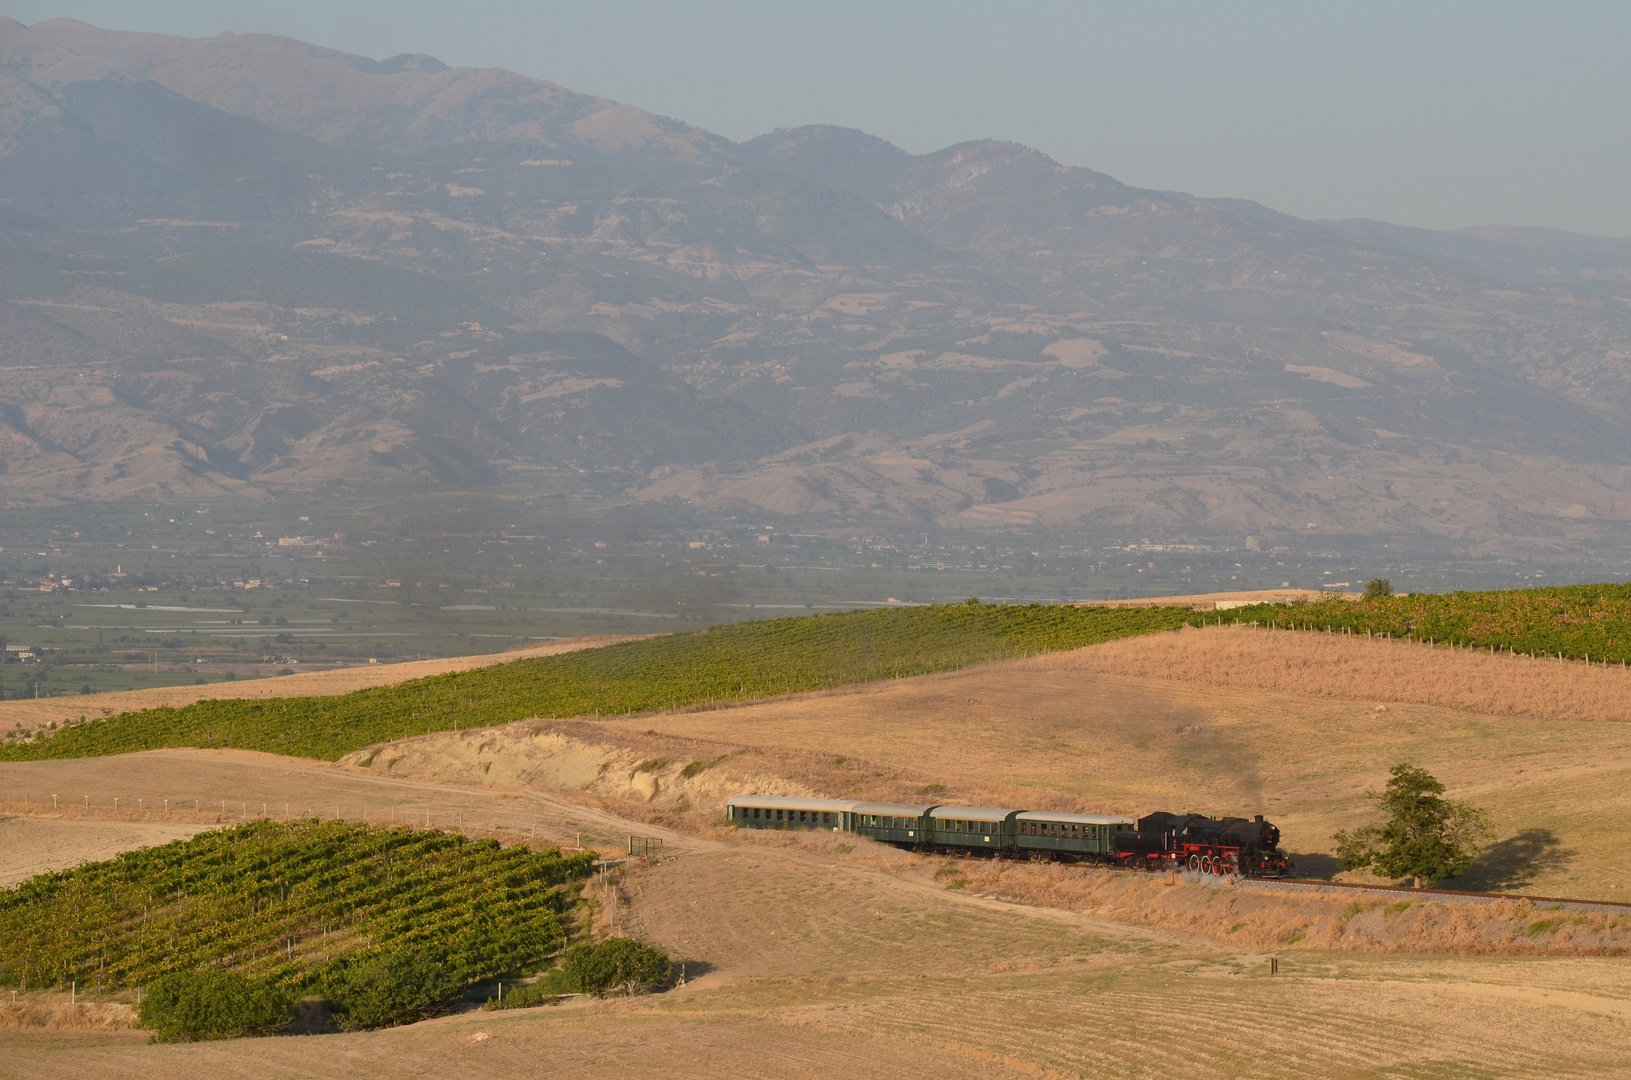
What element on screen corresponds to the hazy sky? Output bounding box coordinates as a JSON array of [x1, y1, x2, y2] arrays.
[[9, 1, 1630, 236]]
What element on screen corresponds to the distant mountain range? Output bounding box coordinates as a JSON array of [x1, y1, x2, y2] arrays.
[[2, 17, 1629, 556]]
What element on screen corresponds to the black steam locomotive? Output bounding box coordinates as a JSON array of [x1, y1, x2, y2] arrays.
[[1113, 811, 1291, 877]]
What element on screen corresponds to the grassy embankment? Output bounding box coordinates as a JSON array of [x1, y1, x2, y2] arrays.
[[0, 820, 596, 994], [0, 603, 1199, 762]]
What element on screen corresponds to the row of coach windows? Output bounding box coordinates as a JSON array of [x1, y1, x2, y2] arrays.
[[744, 808, 835, 824], [1022, 823, 1099, 838]]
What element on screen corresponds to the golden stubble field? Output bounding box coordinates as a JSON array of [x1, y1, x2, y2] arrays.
[[6, 621, 1631, 1077], [5, 825, 1631, 1079]]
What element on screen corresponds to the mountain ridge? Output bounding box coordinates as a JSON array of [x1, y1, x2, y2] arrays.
[[0, 19, 1627, 557]]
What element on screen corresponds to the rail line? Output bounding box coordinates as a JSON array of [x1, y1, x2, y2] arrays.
[[1259, 875, 1631, 914]]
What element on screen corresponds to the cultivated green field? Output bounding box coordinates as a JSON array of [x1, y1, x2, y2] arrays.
[[0, 603, 1198, 761], [1231, 583, 1631, 661], [0, 820, 595, 994]]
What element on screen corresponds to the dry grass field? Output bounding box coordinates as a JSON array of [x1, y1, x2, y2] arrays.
[[4, 828, 1631, 1078], [7, 617, 1631, 1077], [0, 636, 633, 735]]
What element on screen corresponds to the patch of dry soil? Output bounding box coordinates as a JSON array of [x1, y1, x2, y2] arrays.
[[0, 817, 205, 887]]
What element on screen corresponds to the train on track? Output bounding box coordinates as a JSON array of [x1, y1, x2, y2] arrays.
[[725, 795, 1292, 877]]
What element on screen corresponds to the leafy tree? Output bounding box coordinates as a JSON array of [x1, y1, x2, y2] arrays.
[[138, 970, 294, 1042], [561, 937, 670, 997], [1364, 577, 1393, 599], [1334, 764, 1494, 887], [327, 949, 462, 1030]]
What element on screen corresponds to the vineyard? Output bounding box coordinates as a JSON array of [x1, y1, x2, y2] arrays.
[[0, 820, 597, 994], [1226, 583, 1631, 662], [0, 602, 1198, 762]]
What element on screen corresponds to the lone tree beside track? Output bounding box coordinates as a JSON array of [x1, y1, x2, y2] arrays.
[[1334, 763, 1494, 888]]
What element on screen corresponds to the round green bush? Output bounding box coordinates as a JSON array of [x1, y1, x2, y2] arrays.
[[137, 970, 294, 1042], [561, 937, 670, 997], [327, 949, 462, 1030]]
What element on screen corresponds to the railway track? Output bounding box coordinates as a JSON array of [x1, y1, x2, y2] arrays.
[[1259, 875, 1631, 915], [946, 847, 1631, 915]]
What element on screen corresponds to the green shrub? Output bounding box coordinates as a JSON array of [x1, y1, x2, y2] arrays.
[[561, 937, 670, 997], [484, 978, 563, 1010], [137, 970, 294, 1042], [327, 949, 461, 1030]]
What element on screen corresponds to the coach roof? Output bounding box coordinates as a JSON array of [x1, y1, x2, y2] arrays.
[[1015, 811, 1135, 826], [927, 806, 1018, 822], [726, 796, 863, 811], [849, 802, 937, 816]]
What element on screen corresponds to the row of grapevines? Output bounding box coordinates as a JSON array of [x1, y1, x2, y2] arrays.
[[0, 603, 1199, 762], [0, 820, 597, 993], [1223, 583, 1631, 661]]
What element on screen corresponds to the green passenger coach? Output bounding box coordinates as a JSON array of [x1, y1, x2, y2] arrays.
[[927, 805, 1020, 852], [725, 795, 860, 831], [1015, 811, 1133, 860], [851, 802, 935, 845]]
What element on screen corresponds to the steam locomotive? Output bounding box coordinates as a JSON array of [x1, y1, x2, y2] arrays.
[[724, 796, 1292, 877], [1112, 811, 1290, 877]]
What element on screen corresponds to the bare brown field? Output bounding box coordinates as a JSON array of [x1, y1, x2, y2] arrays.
[[0, 636, 635, 733], [0, 816, 206, 887], [0, 749, 659, 873]]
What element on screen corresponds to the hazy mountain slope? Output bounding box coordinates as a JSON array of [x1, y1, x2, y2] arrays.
[[1, 20, 1629, 556], [23, 17, 729, 161]]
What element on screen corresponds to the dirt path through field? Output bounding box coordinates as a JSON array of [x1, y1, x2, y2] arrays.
[[0, 749, 663, 860]]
